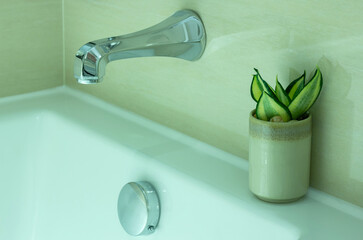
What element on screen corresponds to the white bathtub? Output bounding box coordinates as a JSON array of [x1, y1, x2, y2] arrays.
[[1, 87, 362, 240]]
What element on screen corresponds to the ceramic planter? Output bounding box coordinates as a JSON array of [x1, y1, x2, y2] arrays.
[[249, 110, 312, 203]]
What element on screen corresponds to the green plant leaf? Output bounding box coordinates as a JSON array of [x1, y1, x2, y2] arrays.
[[285, 71, 305, 100], [254, 68, 276, 97], [288, 68, 323, 119], [256, 91, 292, 122], [275, 76, 291, 106], [250, 74, 263, 102]]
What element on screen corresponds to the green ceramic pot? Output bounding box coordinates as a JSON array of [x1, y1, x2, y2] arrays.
[[249, 110, 312, 203]]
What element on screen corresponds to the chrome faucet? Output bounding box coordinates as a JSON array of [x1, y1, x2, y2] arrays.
[[74, 10, 206, 84]]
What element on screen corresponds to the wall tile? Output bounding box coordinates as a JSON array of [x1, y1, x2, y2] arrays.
[[0, 0, 63, 97]]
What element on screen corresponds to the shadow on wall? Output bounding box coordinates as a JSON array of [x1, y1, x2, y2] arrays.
[[309, 56, 354, 195]]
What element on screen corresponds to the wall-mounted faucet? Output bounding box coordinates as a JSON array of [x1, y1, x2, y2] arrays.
[[74, 10, 206, 84]]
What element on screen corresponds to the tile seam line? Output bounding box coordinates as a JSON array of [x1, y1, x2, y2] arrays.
[[62, 0, 65, 86]]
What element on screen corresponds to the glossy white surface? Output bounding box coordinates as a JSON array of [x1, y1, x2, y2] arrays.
[[0, 87, 362, 240]]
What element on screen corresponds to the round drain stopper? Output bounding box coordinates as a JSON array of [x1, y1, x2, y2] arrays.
[[117, 181, 160, 236]]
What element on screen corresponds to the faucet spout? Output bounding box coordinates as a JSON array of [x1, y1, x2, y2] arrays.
[[74, 10, 206, 84]]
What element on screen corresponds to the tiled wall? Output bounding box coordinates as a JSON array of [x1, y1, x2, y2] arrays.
[[0, 0, 63, 97], [2, 0, 362, 207]]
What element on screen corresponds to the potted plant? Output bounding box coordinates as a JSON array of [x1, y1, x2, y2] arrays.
[[249, 68, 323, 203]]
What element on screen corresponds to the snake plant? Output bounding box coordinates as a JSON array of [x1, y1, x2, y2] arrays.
[[251, 68, 323, 122]]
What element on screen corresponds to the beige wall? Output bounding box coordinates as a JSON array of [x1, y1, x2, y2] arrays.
[[1, 0, 362, 207], [0, 0, 63, 97]]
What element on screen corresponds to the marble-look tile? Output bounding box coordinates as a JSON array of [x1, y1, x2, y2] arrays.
[[0, 0, 63, 97]]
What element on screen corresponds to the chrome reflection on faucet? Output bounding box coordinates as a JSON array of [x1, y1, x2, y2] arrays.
[[74, 10, 206, 84]]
